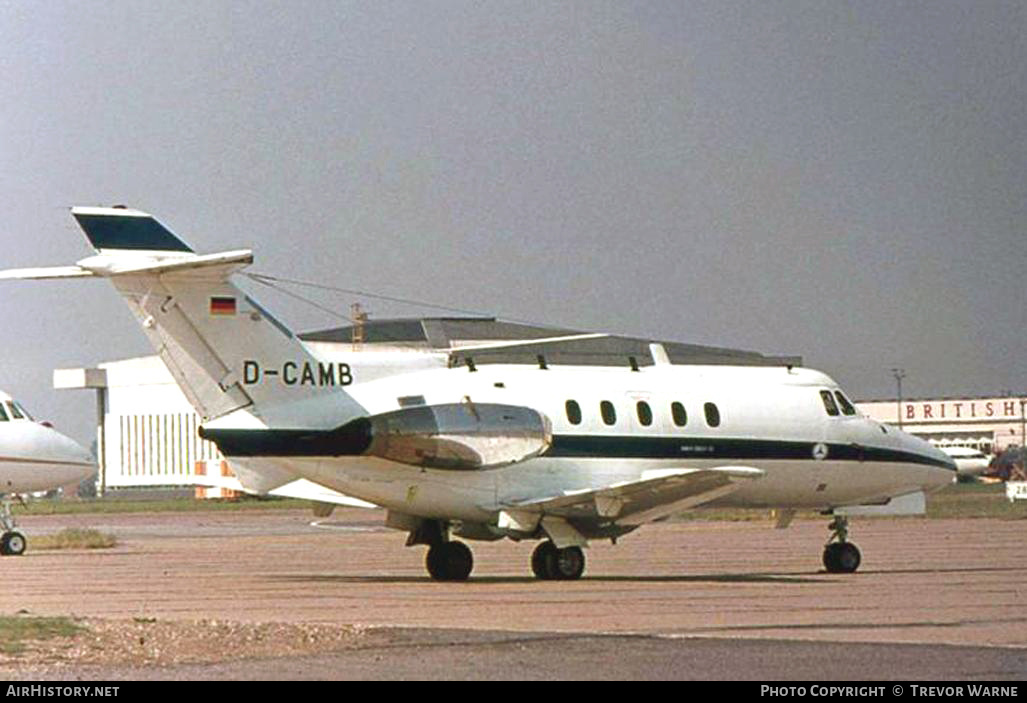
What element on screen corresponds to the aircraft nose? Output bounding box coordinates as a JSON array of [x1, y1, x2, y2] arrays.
[[43, 426, 96, 482], [904, 432, 956, 485], [921, 438, 956, 472]]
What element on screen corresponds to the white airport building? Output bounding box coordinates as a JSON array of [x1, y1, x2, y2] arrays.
[[54, 317, 1025, 494]]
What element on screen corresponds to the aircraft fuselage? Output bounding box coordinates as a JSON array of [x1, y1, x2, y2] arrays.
[[219, 359, 955, 535]]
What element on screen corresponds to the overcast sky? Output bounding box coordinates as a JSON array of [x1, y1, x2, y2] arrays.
[[1, 1, 1024, 445]]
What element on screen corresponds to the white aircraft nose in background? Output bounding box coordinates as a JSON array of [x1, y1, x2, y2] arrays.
[[0, 391, 95, 555], [0, 421, 95, 492], [934, 445, 989, 477]]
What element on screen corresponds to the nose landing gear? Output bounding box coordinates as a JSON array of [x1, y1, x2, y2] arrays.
[[823, 515, 861, 573], [0, 496, 26, 556]]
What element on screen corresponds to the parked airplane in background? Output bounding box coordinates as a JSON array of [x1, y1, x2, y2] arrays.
[[0, 207, 956, 579], [0, 390, 94, 555], [938, 446, 991, 477]]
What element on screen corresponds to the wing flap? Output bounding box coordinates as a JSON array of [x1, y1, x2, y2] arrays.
[[507, 466, 763, 526]]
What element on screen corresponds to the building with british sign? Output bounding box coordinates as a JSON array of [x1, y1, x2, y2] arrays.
[[857, 396, 1027, 455]]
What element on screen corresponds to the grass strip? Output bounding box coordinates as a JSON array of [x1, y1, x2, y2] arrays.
[[0, 616, 87, 656], [31, 528, 117, 550]]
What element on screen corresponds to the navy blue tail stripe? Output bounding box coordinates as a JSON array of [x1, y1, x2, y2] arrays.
[[73, 214, 194, 252]]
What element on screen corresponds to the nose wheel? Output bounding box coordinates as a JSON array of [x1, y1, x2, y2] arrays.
[[0, 496, 26, 556], [822, 515, 861, 573], [0, 531, 26, 556]]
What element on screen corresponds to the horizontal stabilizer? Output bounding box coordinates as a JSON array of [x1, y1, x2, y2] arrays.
[[0, 250, 254, 280], [0, 266, 96, 280]]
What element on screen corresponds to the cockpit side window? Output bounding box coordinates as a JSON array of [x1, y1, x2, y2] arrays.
[[0, 404, 7, 422], [834, 391, 857, 416], [819, 390, 839, 416], [6, 402, 24, 420]]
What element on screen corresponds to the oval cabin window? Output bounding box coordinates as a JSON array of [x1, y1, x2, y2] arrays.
[[704, 402, 721, 427], [600, 400, 617, 426], [636, 401, 653, 427], [565, 400, 582, 425], [671, 402, 687, 427]]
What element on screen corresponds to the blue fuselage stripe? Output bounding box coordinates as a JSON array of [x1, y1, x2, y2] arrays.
[[200, 427, 953, 470]]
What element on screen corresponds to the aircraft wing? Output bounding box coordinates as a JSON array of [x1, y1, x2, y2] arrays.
[[193, 473, 377, 509], [505, 466, 764, 528]]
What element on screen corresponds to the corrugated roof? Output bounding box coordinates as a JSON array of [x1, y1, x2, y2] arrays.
[[299, 317, 801, 368]]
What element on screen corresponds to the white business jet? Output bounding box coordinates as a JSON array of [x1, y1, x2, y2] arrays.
[[0, 390, 95, 555], [0, 207, 955, 579]]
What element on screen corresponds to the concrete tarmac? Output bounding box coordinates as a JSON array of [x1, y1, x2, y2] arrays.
[[2, 508, 1025, 679]]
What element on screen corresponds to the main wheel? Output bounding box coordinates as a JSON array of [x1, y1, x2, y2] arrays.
[[0, 531, 26, 556], [426, 541, 474, 581], [823, 542, 860, 573], [531, 541, 557, 579], [545, 545, 586, 580]]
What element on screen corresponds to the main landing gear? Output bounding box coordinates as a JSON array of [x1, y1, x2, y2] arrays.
[[409, 520, 474, 581], [410, 519, 588, 581], [0, 496, 26, 557], [426, 540, 474, 581], [822, 515, 860, 573], [421, 538, 588, 581], [531, 541, 586, 580]]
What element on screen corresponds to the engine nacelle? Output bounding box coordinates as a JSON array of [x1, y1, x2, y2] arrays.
[[200, 402, 551, 470], [364, 402, 552, 470]]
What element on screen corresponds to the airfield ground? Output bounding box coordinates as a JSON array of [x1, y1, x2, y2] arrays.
[[0, 490, 1025, 680]]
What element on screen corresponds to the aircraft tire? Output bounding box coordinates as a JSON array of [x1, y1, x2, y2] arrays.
[[426, 541, 473, 581], [531, 541, 556, 579], [823, 542, 860, 573], [0, 531, 26, 556], [545, 546, 586, 580]]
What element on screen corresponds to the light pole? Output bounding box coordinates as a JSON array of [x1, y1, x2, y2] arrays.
[[1015, 396, 1027, 477], [891, 368, 906, 429]]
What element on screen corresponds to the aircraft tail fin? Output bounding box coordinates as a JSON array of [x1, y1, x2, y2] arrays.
[[72, 206, 195, 254], [3, 207, 364, 428]]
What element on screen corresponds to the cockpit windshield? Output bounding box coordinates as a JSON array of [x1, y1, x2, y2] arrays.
[[0, 404, 7, 422], [820, 389, 859, 417], [4, 401, 31, 421], [834, 391, 857, 416]]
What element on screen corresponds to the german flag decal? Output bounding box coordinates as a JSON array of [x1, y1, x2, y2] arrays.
[[210, 296, 237, 316]]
